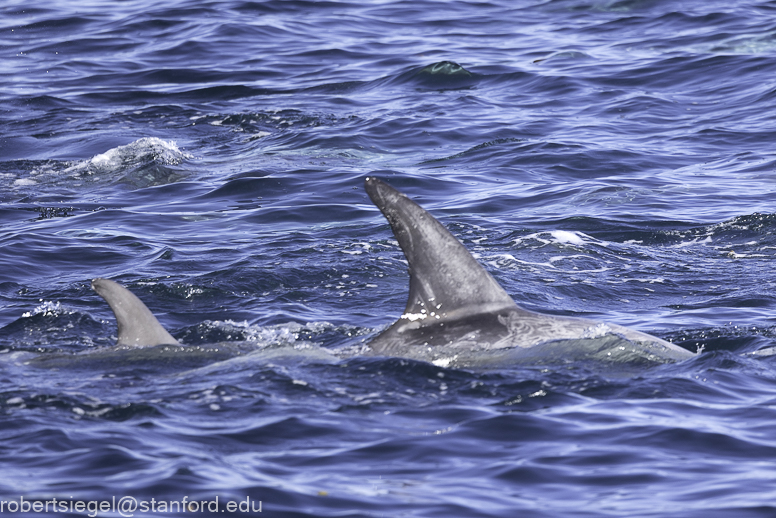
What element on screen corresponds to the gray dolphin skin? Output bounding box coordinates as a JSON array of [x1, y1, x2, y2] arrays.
[[364, 177, 695, 365], [91, 278, 179, 347], [30, 279, 338, 371], [417, 61, 472, 77]]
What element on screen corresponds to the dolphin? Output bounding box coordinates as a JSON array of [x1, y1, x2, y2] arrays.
[[417, 61, 472, 77], [25, 279, 337, 371], [91, 278, 179, 347], [25, 278, 205, 371], [363, 177, 695, 366]]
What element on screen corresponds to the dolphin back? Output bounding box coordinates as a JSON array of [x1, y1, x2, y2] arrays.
[[363, 177, 694, 364], [91, 278, 179, 347]]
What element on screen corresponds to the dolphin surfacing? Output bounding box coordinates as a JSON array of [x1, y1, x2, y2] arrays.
[[91, 278, 179, 347], [27, 279, 341, 371], [364, 177, 694, 365]]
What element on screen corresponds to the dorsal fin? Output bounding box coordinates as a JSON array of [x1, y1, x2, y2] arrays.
[[365, 177, 517, 321], [91, 278, 179, 347]]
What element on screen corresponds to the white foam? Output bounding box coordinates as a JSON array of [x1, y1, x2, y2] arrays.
[[514, 230, 604, 249], [63, 137, 192, 177], [583, 323, 612, 339], [550, 230, 586, 246], [21, 300, 70, 318], [670, 236, 712, 248], [432, 356, 457, 368]]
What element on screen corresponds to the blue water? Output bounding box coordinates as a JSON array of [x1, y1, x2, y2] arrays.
[[3, 0, 776, 516]]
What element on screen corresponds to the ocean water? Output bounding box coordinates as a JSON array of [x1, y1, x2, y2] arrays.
[[3, 0, 776, 516]]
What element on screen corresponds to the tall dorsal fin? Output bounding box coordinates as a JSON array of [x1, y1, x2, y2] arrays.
[[91, 278, 180, 347], [365, 177, 517, 321]]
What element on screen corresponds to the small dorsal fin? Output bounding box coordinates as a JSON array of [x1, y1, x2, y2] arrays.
[[91, 278, 180, 347], [365, 177, 517, 321]]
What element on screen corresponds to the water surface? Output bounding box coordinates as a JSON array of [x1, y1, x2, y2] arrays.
[[3, 1, 776, 516]]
